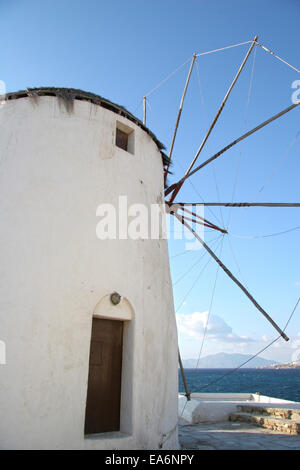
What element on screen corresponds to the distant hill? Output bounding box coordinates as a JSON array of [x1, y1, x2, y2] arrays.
[[262, 361, 300, 369], [182, 352, 279, 369]]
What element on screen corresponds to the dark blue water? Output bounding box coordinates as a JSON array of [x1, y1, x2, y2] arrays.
[[179, 369, 300, 402]]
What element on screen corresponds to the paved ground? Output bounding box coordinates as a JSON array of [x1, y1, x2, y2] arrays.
[[179, 419, 300, 450]]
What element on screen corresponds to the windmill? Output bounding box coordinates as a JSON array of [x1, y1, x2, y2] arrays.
[[142, 36, 300, 400]]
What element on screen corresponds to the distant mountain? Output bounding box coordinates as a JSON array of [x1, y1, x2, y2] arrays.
[[182, 352, 279, 369], [262, 361, 300, 369]]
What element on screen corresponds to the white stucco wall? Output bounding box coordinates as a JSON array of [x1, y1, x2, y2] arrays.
[[0, 95, 178, 450]]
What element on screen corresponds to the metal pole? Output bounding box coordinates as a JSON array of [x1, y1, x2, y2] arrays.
[[178, 349, 191, 401], [172, 202, 300, 208], [165, 54, 197, 177], [185, 35, 258, 178], [187, 101, 300, 180], [165, 101, 300, 196], [143, 96, 146, 125]]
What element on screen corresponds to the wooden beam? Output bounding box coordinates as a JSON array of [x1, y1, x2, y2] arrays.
[[185, 36, 258, 178], [171, 202, 300, 208], [143, 96, 146, 125], [168, 36, 258, 204], [165, 54, 197, 179], [165, 101, 300, 199], [178, 349, 191, 401], [186, 102, 300, 180], [174, 213, 289, 342]]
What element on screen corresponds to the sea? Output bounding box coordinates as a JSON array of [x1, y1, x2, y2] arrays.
[[179, 369, 300, 403]]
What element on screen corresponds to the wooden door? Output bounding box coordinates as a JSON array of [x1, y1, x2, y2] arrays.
[[84, 317, 123, 434]]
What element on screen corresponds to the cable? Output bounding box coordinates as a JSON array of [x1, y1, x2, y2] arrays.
[[193, 336, 281, 393], [282, 296, 300, 331], [212, 167, 226, 230], [195, 56, 226, 232], [196, 41, 252, 57], [172, 159, 225, 228], [193, 234, 225, 369], [144, 41, 254, 100], [229, 128, 300, 230], [195, 57, 208, 124], [171, 229, 225, 259], [227, 43, 257, 231], [170, 249, 194, 259], [144, 56, 193, 98], [175, 237, 223, 313], [230, 224, 300, 239], [226, 235, 249, 291], [172, 235, 222, 287], [179, 235, 225, 417], [256, 41, 300, 74], [180, 295, 300, 395]]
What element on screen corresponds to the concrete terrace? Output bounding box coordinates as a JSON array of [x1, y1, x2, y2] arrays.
[[178, 393, 300, 450]]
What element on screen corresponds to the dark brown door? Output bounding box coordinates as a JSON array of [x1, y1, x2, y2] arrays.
[[84, 317, 123, 434]]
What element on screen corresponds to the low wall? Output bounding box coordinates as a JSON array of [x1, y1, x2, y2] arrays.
[[191, 393, 253, 402], [178, 393, 298, 424], [251, 394, 297, 404]]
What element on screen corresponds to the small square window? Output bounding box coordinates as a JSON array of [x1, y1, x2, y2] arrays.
[[116, 128, 128, 151], [115, 121, 134, 154]]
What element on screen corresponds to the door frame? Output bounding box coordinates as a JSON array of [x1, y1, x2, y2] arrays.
[[84, 294, 134, 437]]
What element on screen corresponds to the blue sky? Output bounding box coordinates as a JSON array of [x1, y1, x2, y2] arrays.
[[1, 0, 299, 363]]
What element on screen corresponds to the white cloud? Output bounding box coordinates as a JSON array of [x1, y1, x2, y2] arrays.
[[291, 336, 300, 349], [176, 311, 253, 345], [177, 313, 300, 364]]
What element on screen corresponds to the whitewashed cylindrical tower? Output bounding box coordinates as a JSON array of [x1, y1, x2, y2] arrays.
[[0, 88, 178, 450]]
